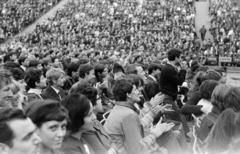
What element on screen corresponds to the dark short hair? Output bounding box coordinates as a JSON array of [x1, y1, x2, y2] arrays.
[[62, 93, 91, 133], [9, 67, 25, 81], [148, 63, 162, 75], [78, 64, 93, 78], [167, 48, 181, 61], [143, 82, 160, 101], [28, 60, 39, 68], [18, 56, 27, 65], [112, 63, 124, 74], [0, 108, 26, 147], [125, 74, 144, 88], [24, 68, 42, 88], [24, 100, 68, 128], [67, 62, 80, 77], [94, 63, 105, 82], [70, 83, 97, 106], [200, 80, 219, 100], [113, 79, 133, 101]]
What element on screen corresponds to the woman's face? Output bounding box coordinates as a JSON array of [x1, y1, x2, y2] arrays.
[[37, 120, 67, 150], [84, 102, 96, 124]]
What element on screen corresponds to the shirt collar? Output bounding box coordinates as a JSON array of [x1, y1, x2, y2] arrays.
[[114, 101, 136, 111], [149, 75, 157, 81], [51, 86, 60, 94], [28, 88, 42, 95]]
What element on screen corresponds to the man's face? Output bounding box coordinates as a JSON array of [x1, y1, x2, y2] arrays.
[[0, 80, 15, 107], [56, 73, 65, 88], [8, 118, 41, 154]]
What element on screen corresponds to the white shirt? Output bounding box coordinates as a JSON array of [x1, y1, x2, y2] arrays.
[[28, 88, 42, 99]]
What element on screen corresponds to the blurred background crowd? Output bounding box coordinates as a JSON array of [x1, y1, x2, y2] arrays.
[[0, 0, 240, 154]]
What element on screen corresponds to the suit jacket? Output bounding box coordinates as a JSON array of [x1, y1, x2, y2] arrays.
[[41, 86, 66, 101]]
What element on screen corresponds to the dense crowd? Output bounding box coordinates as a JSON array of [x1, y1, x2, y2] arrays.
[[0, 0, 240, 154], [0, 0, 61, 43], [1, 0, 198, 65], [202, 0, 240, 58]]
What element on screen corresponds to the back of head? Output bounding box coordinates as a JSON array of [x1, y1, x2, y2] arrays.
[[94, 63, 106, 81], [78, 64, 93, 78], [113, 79, 133, 101], [148, 63, 162, 75], [67, 62, 80, 77], [211, 84, 231, 112], [206, 108, 236, 153], [143, 82, 160, 101], [200, 80, 219, 100], [204, 69, 222, 81], [125, 74, 144, 88], [70, 83, 97, 106], [112, 63, 124, 74], [223, 87, 240, 112], [24, 68, 42, 89], [62, 93, 91, 133]]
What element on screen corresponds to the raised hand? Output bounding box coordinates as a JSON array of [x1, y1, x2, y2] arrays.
[[151, 104, 173, 115], [150, 118, 175, 137], [149, 93, 164, 107]]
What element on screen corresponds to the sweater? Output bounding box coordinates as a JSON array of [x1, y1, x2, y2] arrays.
[[160, 64, 187, 100]]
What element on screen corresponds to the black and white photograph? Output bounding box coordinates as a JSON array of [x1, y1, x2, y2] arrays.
[[0, 0, 240, 154]]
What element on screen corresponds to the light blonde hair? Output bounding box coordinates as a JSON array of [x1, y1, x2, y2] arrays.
[[46, 68, 65, 85]]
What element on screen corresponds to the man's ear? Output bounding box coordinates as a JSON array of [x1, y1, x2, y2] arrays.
[[0, 143, 9, 154], [126, 92, 131, 99]]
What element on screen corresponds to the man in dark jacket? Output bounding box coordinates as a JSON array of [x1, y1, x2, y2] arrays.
[[199, 25, 207, 41], [41, 68, 66, 101], [160, 49, 187, 101], [160, 48, 190, 141]]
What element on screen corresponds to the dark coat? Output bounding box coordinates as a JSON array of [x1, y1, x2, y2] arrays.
[[160, 64, 186, 100], [41, 86, 66, 101]]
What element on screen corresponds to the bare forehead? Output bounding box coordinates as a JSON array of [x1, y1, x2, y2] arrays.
[[8, 118, 36, 139]]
